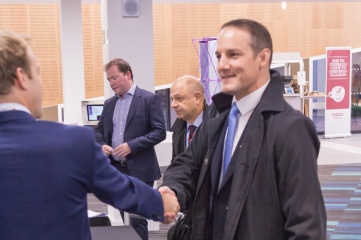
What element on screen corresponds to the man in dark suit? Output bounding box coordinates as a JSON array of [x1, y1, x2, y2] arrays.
[[0, 30, 179, 240], [95, 58, 166, 240], [160, 19, 326, 240], [170, 76, 211, 162], [168, 76, 218, 237]]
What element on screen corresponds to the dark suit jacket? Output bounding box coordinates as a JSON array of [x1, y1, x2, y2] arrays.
[[170, 103, 217, 162], [162, 70, 326, 240], [0, 110, 164, 240], [95, 86, 166, 182]]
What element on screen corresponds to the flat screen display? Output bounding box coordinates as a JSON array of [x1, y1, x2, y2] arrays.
[[87, 105, 103, 121]]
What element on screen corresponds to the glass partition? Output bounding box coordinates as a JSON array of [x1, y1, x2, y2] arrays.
[[309, 48, 361, 134], [351, 49, 361, 132]]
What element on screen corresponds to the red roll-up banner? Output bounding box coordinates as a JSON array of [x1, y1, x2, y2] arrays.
[[325, 47, 352, 138]]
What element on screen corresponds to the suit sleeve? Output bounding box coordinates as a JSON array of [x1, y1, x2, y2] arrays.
[[161, 118, 208, 211], [89, 132, 164, 221], [95, 101, 108, 146], [127, 94, 166, 155], [275, 116, 326, 239]]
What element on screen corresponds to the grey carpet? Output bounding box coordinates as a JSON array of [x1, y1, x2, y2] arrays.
[[88, 164, 361, 240]]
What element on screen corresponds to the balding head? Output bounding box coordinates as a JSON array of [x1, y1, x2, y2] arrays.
[[170, 76, 205, 124]]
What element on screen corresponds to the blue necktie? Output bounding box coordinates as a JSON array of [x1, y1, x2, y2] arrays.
[[223, 102, 240, 176]]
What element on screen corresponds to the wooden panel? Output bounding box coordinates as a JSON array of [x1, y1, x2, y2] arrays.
[[29, 5, 62, 107], [82, 4, 104, 99], [312, 3, 343, 29], [285, 3, 313, 57], [2, 2, 361, 99], [0, 5, 62, 106], [343, 3, 361, 49], [153, 2, 361, 86], [0, 3, 104, 106]]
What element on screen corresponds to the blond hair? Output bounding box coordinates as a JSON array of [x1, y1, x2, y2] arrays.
[[0, 30, 32, 95]]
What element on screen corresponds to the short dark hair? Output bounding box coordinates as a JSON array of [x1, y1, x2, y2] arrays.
[[221, 19, 273, 65], [104, 58, 133, 80]]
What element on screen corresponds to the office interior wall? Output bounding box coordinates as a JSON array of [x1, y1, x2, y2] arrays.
[[40, 105, 60, 122], [82, 4, 104, 100], [1, 2, 361, 106], [153, 2, 361, 86], [106, 0, 155, 94], [0, 4, 63, 107], [0, 3, 102, 107]]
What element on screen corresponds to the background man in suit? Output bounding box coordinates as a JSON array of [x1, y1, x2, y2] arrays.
[[95, 58, 166, 240], [168, 76, 218, 238], [0, 30, 179, 240], [160, 19, 326, 240], [170, 76, 209, 162]]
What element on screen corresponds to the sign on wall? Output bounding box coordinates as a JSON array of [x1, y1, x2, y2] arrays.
[[325, 47, 352, 138]]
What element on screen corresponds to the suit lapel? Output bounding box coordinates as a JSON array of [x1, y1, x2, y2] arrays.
[[125, 87, 140, 131], [171, 119, 187, 154], [194, 111, 228, 199], [179, 128, 186, 153], [222, 111, 265, 240], [208, 111, 228, 161], [105, 96, 117, 137], [211, 122, 228, 196]]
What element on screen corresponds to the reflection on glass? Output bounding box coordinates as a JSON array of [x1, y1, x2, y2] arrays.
[[312, 58, 326, 133], [351, 52, 361, 132]]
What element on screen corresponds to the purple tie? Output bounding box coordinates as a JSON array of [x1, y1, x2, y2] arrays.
[[188, 125, 197, 144]]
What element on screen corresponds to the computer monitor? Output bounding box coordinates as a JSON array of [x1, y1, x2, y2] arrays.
[[81, 100, 105, 126], [87, 105, 103, 121]]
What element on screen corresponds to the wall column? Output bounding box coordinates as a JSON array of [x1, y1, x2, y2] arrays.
[[60, 0, 85, 124], [102, 0, 155, 99]]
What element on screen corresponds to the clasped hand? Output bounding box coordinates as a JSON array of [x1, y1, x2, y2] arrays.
[[158, 186, 180, 224], [101, 143, 131, 158]]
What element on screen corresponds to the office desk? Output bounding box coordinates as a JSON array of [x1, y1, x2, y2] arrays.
[[91, 226, 141, 240]]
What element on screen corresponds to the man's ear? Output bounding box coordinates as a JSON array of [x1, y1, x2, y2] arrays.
[[13, 67, 28, 90], [194, 91, 202, 101], [126, 70, 132, 80], [259, 48, 271, 68]]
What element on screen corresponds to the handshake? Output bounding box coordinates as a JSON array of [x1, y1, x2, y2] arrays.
[[158, 186, 180, 224]]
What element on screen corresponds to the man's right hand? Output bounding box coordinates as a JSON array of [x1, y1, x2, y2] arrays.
[[158, 186, 180, 224], [101, 145, 113, 156]]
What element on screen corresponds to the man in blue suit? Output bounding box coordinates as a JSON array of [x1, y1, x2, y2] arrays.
[[0, 30, 179, 240], [95, 58, 166, 240]]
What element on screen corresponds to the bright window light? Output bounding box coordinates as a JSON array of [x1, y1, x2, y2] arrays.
[[282, 2, 287, 10]]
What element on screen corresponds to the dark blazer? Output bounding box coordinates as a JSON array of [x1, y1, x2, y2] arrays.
[[162, 70, 326, 240], [0, 110, 164, 240], [95, 86, 166, 182], [170, 103, 217, 162]]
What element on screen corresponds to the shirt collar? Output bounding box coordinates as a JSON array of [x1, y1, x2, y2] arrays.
[[117, 83, 136, 99], [233, 80, 270, 115], [0, 102, 31, 114], [128, 83, 136, 95], [187, 110, 203, 129]]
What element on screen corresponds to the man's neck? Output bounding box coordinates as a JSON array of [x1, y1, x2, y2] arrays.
[[188, 108, 203, 125]]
